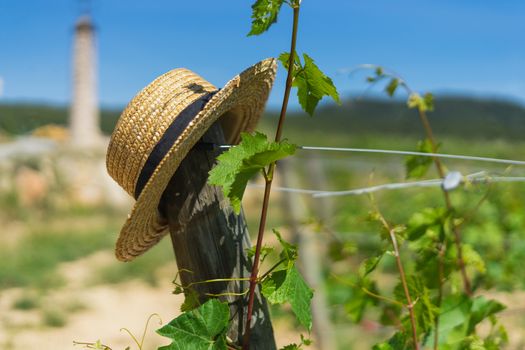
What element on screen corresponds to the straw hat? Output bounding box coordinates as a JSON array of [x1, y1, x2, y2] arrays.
[[106, 58, 277, 261]]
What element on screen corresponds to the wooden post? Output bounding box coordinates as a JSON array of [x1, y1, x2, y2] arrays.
[[306, 152, 334, 226], [280, 157, 337, 350], [158, 122, 277, 350]]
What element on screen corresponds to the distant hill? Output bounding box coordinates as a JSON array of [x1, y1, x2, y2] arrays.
[[0, 103, 120, 136], [263, 96, 525, 141], [1, 96, 524, 140]]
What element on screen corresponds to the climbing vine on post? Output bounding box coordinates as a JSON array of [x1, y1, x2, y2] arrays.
[[158, 0, 339, 349], [155, 3, 514, 350]]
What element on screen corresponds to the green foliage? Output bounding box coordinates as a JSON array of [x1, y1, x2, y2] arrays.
[[92, 240, 173, 287], [385, 78, 400, 97], [273, 228, 298, 266], [258, 97, 525, 143], [12, 294, 40, 310], [208, 132, 296, 214], [157, 299, 230, 350], [374, 332, 411, 350], [262, 266, 314, 330], [460, 244, 486, 274], [428, 295, 507, 349], [180, 288, 201, 313], [373, 343, 394, 350], [408, 92, 435, 112], [407, 207, 448, 241], [5, 1, 525, 345], [0, 226, 114, 290], [467, 297, 505, 334], [261, 230, 313, 330], [279, 334, 312, 350], [247, 244, 274, 264], [248, 0, 285, 36], [78, 340, 112, 350], [328, 240, 357, 261], [0, 103, 120, 135], [404, 139, 435, 179], [395, 276, 439, 335], [344, 277, 379, 323], [42, 307, 67, 328], [4, 97, 525, 140], [358, 251, 385, 278], [279, 52, 340, 115], [75, 314, 161, 350], [281, 345, 301, 350]]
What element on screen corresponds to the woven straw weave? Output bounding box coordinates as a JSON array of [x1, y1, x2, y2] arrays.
[[106, 58, 277, 261]]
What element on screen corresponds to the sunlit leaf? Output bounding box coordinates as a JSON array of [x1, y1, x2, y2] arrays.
[[262, 266, 313, 330], [157, 299, 229, 350], [405, 139, 436, 179], [273, 229, 298, 269], [407, 92, 434, 112], [279, 52, 340, 115], [394, 276, 438, 334], [467, 296, 505, 334], [208, 132, 296, 214], [385, 78, 399, 97], [407, 207, 448, 241], [248, 0, 285, 36], [359, 252, 385, 278]]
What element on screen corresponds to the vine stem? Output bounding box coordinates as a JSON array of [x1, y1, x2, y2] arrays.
[[434, 242, 445, 350], [360, 66, 472, 296], [416, 108, 472, 297], [374, 203, 419, 350], [360, 67, 472, 346], [242, 5, 300, 350], [418, 107, 472, 349]]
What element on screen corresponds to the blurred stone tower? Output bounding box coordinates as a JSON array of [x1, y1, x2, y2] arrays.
[[70, 13, 101, 148]]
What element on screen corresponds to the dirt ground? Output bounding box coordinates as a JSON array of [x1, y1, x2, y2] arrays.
[[0, 251, 306, 350]]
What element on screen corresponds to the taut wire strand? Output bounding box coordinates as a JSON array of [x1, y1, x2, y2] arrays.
[[217, 144, 525, 166], [246, 173, 525, 198]]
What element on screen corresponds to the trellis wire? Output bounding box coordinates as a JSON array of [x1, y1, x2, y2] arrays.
[[219, 145, 525, 167], [246, 174, 525, 198], [313, 175, 525, 198], [219, 142, 525, 197]]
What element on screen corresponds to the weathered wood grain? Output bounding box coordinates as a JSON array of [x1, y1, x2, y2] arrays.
[[158, 122, 276, 349]]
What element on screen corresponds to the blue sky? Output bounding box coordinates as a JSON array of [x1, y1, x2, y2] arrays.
[[0, 0, 524, 110]]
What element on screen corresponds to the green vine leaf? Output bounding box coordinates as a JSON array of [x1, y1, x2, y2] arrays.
[[394, 276, 438, 335], [273, 228, 298, 268], [385, 78, 399, 97], [461, 244, 486, 274], [157, 299, 230, 350], [372, 343, 394, 350], [374, 331, 411, 350], [180, 288, 200, 313], [344, 278, 378, 323], [429, 295, 507, 348], [280, 345, 301, 350], [260, 230, 313, 330], [407, 92, 434, 112], [358, 251, 385, 278], [208, 132, 296, 214], [262, 266, 314, 330], [407, 207, 448, 241], [279, 335, 311, 350], [467, 296, 506, 334], [248, 0, 285, 36], [279, 52, 340, 116], [429, 294, 470, 347], [405, 139, 436, 179], [328, 240, 357, 261], [247, 244, 274, 264]]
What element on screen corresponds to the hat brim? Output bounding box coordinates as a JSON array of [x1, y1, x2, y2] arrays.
[[115, 58, 277, 261]]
